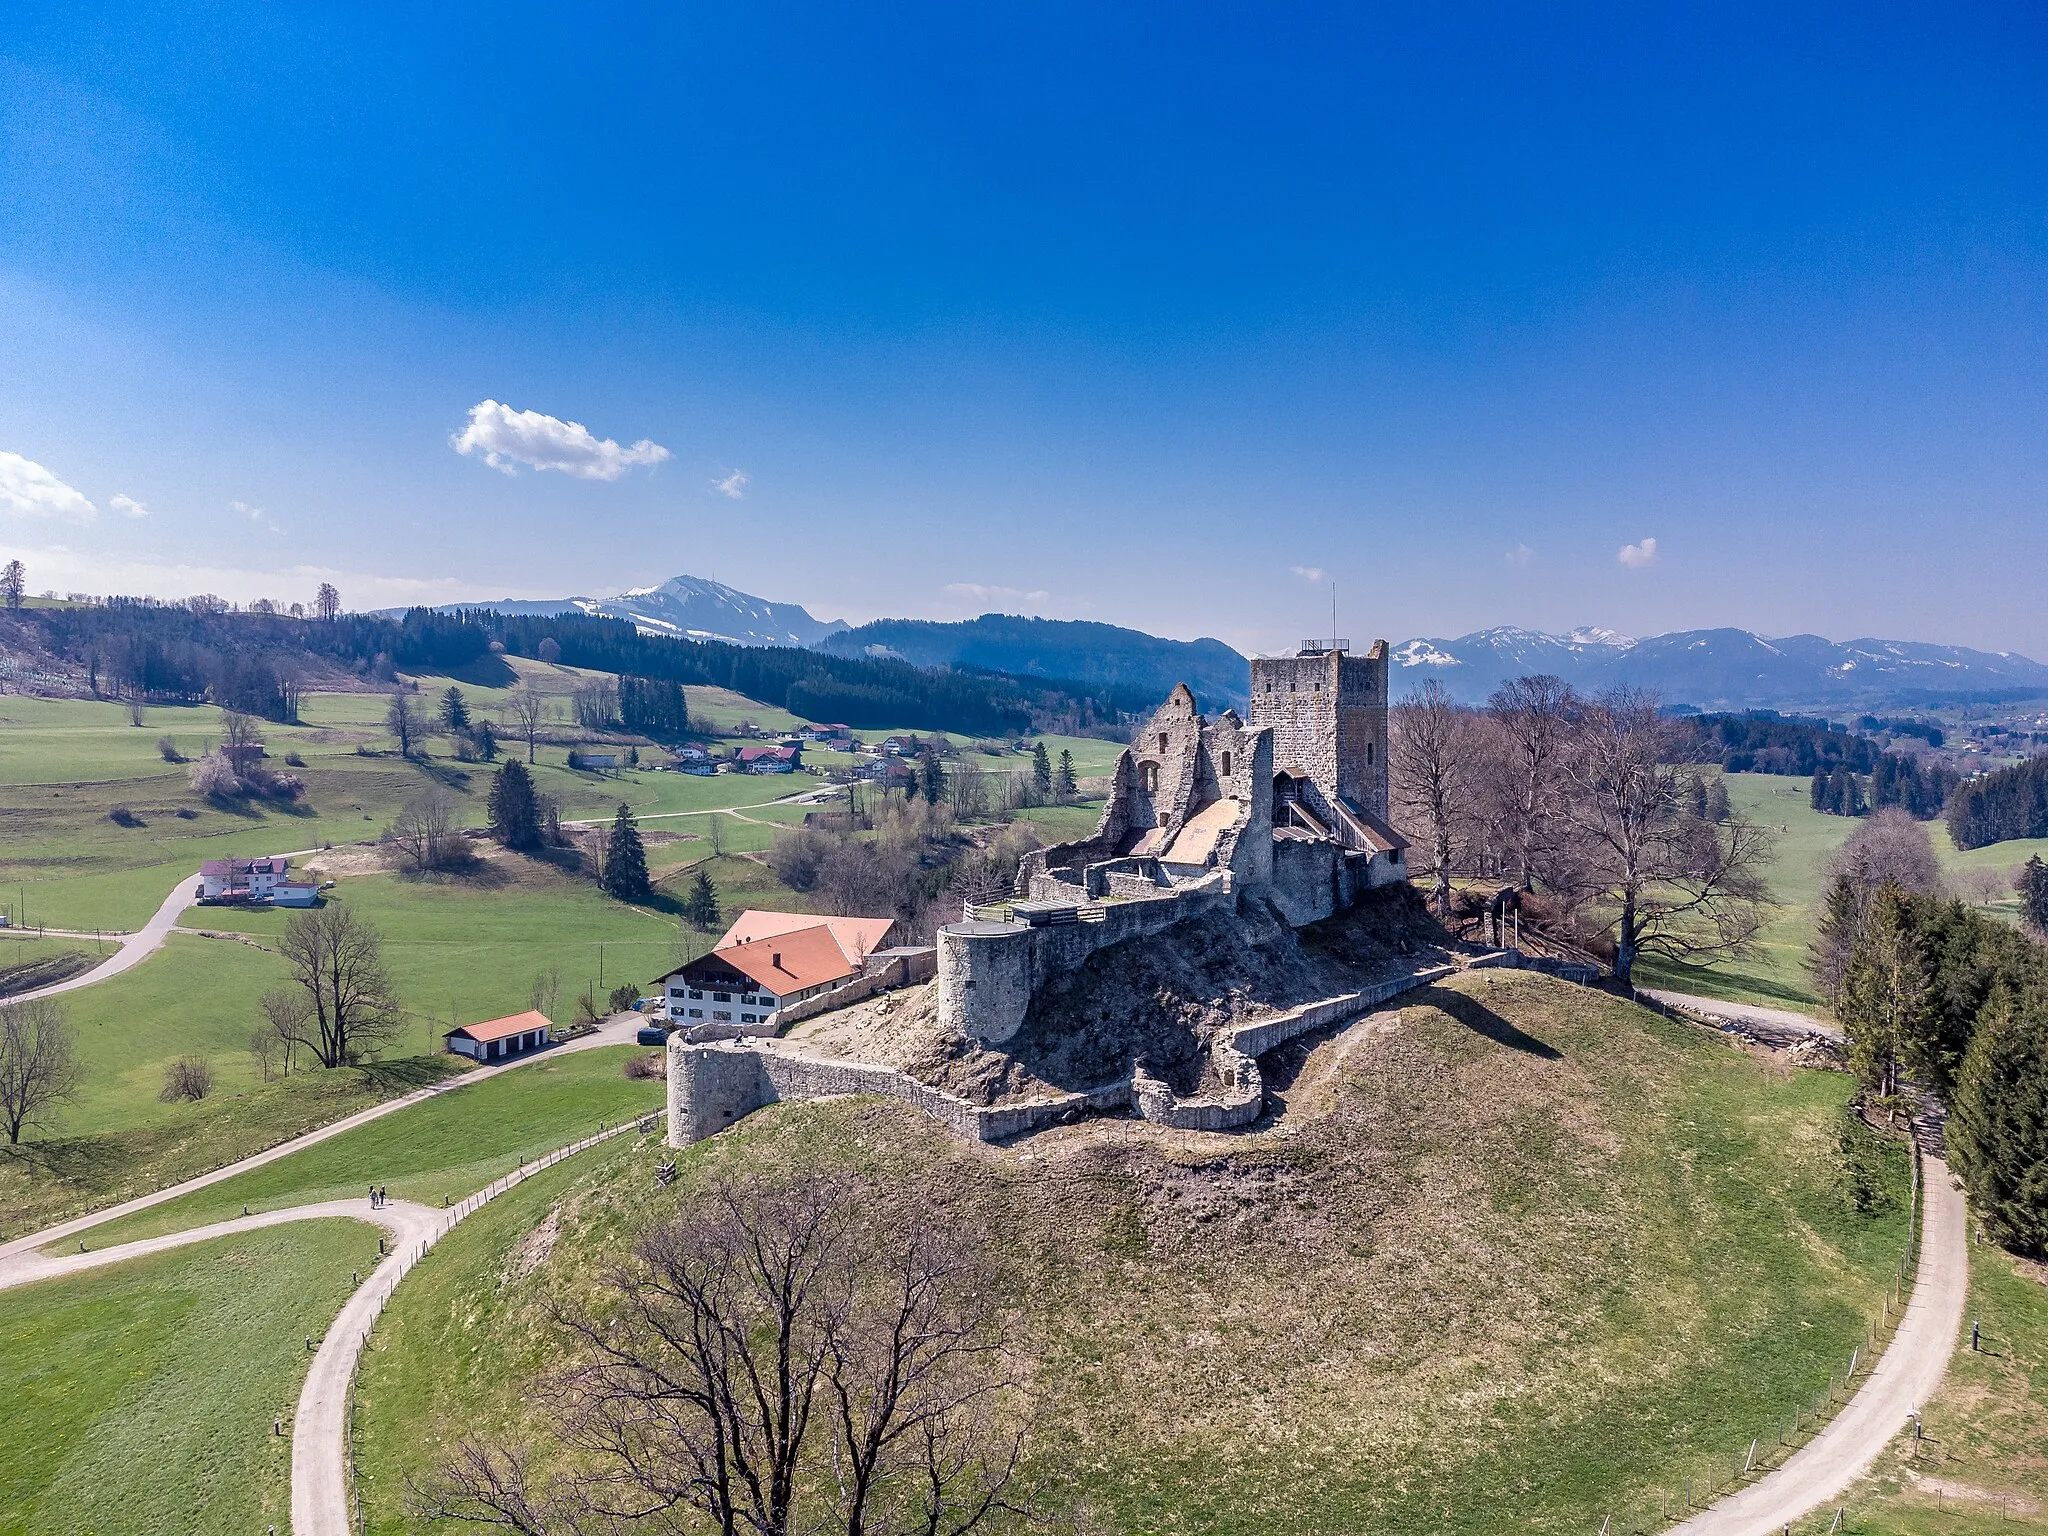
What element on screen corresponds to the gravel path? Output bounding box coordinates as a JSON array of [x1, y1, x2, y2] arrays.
[[1640, 988, 1842, 1041], [1669, 1154, 1969, 1535]]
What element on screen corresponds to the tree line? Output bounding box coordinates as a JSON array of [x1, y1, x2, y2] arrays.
[[1679, 712, 1877, 776], [1391, 677, 1770, 987], [1809, 752, 1960, 821], [10, 598, 1142, 738], [1810, 811, 2048, 1255], [1945, 752, 2048, 850]]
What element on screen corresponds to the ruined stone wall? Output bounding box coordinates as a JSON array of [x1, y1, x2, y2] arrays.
[[936, 879, 1235, 1044], [669, 961, 1458, 1147]]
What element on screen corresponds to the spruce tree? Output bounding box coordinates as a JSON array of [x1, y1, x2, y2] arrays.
[[439, 686, 470, 731], [2022, 855, 2048, 932], [1032, 741, 1052, 797], [1054, 749, 1077, 799], [601, 803, 651, 902], [1837, 883, 1931, 1103], [1706, 775, 1730, 823], [1810, 767, 1828, 814], [486, 760, 541, 850], [1947, 980, 2048, 1256], [1689, 773, 1709, 820], [919, 746, 946, 806], [1808, 874, 1864, 1009], [685, 869, 721, 932]]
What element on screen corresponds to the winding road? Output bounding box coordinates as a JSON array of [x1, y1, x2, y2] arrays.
[[4, 866, 206, 1004], [1640, 988, 1844, 1042]]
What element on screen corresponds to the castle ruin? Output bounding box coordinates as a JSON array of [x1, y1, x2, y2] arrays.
[[937, 640, 1408, 1044]]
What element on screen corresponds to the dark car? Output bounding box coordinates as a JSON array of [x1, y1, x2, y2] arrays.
[[636, 1024, 672, 1046]]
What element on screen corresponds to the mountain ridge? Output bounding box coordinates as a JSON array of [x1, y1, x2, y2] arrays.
[[378, 575, 2048, 712]]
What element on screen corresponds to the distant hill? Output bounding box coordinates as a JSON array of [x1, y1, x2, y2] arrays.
[[381, 575, 848, 649], [817, 614, 1252, 712], [1392, 625, 2048, 708]]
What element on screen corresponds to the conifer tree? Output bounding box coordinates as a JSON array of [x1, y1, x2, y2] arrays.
[[601, 803, 651, 902], [1808, 874, 1865, 1009], [439, 686, 470, 731], [685, 869, 721, 932], [919, 745, 946, 805], [1706, 775, 1730, 823], [1054, 749, 1076, 799], [2021, 855, 2048, 933], [1689, 772, 1710, 820], [1838, 883, 1931, 1103], [1947, 980, 2048, 1256], [487, 760, 541, 850], [1031, 740, 1052, 797]]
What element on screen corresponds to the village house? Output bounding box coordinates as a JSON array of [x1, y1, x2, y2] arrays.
[[444, 1009, 553, 1062], [650, 911, 900, 1030], [199, 855, 292, 902], [735, 743, 801, 774]]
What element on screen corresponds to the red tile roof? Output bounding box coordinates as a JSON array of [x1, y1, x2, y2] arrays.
[[715, 910, 897, 964], [446, 1009, 553, 1045], [707, 926, 858, 995]]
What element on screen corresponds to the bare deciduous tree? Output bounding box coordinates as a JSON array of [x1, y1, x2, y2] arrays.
[[273, 904, 406, 1067], [412, 1173, 1026, 1536], [0, 997, 81, 1144], [387, 690, 423, 758], [315, 581, 341, 621], [259, 988, 308, 1076], [1391, 678, 1477, 918], [1828, 807, 1942, 898], [1486, 674, 1578, 892], [390, 785, 459, 874], [504, 686, 548, 765], [1557, 689, 1772, 987]]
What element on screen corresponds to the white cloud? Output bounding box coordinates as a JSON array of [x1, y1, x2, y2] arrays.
[[110, 493, 148, 519], [1290, 565, 1327, 583], [1618, 537, 1659, 569], [232, 499, 282, 533], [452, 400, 671, 480], [0, 452, 96, 521], [943, 582, 1051, 605], [710, 469, 749, 499], [1506, 543, 1534, 567]]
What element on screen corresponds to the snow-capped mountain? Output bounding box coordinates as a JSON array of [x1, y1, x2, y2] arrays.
[[1393, 625, 2048, 707], [586, 575, 849, 648]]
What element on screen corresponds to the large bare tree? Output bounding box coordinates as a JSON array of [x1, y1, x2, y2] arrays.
[[1391, 678, 1477, 918], [0, 997, 81, 1144], [1557, 689, 1772, 988], [389, 784, 459, 874], [1486, 674, 1578, 892], [387, 690, 424, 759], [414, 1172, 1026, 1536], [272, 904, 406, 1067], [504, 686, 548, 765]]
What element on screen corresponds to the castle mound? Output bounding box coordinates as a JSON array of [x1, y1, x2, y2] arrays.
[[354, 972, 1914, 1536]]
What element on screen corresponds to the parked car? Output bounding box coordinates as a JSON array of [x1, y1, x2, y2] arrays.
[[636, 1024, 673, 1046]]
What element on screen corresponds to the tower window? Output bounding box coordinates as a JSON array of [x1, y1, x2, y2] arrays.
[[1366, 743, 1373, 766], [1158, 733, 1167, 752], [1220, 751, 1231, 777]]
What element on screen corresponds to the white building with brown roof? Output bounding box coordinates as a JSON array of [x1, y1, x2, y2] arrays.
[[651, 910, 900, 1030]]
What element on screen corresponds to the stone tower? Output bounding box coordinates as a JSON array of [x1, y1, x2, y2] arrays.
[[1246, 638, 1389, 842]]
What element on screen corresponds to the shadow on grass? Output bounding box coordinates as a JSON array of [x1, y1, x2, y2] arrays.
[[356, 1054, 469, 1092], [1418, 985, 1563, 1059]]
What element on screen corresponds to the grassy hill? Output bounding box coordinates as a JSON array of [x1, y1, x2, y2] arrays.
[[353, 971, 1911, 1535]]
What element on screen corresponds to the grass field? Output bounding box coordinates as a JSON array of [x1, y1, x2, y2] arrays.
[[1836, 1239, 2048, 1534], [0, 1056, 461, 1240], [350, 972, 1911, 1536], [70, 1043, 661, 1248], [0, 1218, 377, 1536], [1635, 773, 2047, 1013]]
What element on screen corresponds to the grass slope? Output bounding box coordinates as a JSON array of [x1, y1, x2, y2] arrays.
[[0, 1218, 378, 1536], [352, 972, 1910, 1536], [71, 1044, 661, 1248]]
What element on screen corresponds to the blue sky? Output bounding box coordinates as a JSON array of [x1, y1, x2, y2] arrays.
[[2, 2, 2045, 656]]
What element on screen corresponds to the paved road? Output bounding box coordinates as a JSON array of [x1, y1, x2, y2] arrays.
[[1670, 1155, 1969, 1535], [0, 1010, 646, 1262], [1641, 988, 1843, 1042], [4, 869, 205, 1004], [292, 1118, 653, 1536], [0, 1195, 436, 1293]]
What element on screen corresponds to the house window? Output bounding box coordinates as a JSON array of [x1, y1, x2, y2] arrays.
[[687, 989, 704, 1000], [713, 992, 731, 1002], [713, 1010, 732, 1021], [741, 1013, 758, 1023], [688, 1008, 704, 1019]]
